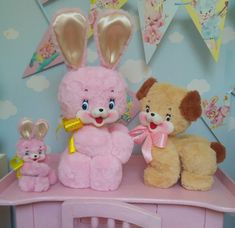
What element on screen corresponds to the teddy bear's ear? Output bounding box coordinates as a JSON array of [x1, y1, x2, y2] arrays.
[[179, 91, 202, 121], [136, 77, 157, 100]]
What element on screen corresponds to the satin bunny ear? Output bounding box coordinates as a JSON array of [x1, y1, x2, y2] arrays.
[[52, 10, 89, 69], [18, 119, 34, 140], [34, 120, 49, 140], [94, 10, 133, 69]]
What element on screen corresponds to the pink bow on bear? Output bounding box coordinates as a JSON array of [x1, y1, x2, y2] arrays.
[[129, 122, 170, 163]]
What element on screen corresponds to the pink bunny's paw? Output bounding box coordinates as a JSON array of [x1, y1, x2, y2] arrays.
[[18, 176, 35, 192], [34, 177, 50, 192], [90, 155, 122, 191], [58, 151, 91, 188], [109, 123, 129, 133], [37, 163, 50, 177], [48, 169, 57, 185], [111, 131, 134, 164]]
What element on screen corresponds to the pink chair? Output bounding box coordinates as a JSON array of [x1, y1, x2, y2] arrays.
[[62, 199, 161, 228]]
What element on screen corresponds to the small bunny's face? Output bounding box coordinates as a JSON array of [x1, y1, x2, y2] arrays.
[[16, 119, 49, 162], [58, 67, 127, 127], [17, 139, 47, 162]]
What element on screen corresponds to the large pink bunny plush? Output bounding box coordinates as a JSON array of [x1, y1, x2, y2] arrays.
[[52, 9, 134, 191], [16, 119, 57, 192]]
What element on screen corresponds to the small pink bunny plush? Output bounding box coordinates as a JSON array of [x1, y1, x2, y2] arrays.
[[16, 119, 57, 192], [52, 9, 134, 191]]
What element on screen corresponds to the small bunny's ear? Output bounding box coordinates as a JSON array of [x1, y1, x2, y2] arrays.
[[52, 10, 88, 69], [18, 119, 34, 139], [94, 10, 133, 69], [34, 120, 49, 140]]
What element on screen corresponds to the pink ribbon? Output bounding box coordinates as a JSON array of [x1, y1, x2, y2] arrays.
[[129, 125, 169, 163]]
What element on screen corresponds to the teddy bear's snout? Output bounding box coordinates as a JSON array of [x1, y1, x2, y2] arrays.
[[146, 112, 163, 124]]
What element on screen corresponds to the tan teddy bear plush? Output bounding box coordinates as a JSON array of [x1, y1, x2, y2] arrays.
[[134, 77, 226, 191]]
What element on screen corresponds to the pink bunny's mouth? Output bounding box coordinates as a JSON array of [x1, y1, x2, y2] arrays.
[[150, 122, 157, 130], [95, 117, 103, 124]]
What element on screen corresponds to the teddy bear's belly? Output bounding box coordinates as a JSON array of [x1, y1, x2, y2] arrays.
[[74, 125, 112, 157]]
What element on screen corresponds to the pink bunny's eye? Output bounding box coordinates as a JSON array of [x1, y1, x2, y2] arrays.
[[82, 100, 89, 110], [25, 151, 29, 156]]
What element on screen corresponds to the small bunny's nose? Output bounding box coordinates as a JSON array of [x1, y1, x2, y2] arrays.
[[151, 113, 155, 117], [34, 155, 38, 158]]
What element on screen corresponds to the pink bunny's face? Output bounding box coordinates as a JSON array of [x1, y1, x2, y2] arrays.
[[17, 139, 47, 162], [53, 10, 133, 127], [17, 119, 49, 162], [58, 67, 127, 127]]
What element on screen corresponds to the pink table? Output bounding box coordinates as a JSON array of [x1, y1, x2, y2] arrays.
[[0, 154, 235, 228]]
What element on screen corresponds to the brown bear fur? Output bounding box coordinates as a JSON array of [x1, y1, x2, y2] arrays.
[[137, 78, 226, 191]]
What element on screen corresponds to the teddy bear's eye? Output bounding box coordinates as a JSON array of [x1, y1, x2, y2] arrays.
[[109, 99, 115, 110], [82, 100, 89, 110], [146, 105, 150, 113], [165, 113, 172, 121]]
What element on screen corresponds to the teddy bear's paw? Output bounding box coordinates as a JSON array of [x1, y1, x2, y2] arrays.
[[90, 155, 122, 191], [181, 171, 214, 191], [34, 177, 50, 192], [58, 152, 91, 188], [144, 166, 179, 188]]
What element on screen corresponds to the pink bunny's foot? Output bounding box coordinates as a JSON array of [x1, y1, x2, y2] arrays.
[[90, 155, 122, 191], [34, 177, 50, 192], [58, 151, 91, 188]]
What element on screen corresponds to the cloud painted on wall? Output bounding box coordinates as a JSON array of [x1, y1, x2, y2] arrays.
[[87, 48, 98, 63], [222, 27, 235, 44], [228, 117, 235, 131], [26, 75, 50, 92], [187, 79, 210, 95], [120, 59, 152, 84], [168, 32, 184, 43], [0, 100, 17, 120], [3, 28, 19, 40]]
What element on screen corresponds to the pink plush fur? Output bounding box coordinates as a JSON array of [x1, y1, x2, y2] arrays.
[[16, 120, 57, 192], [58, 67, 133, 191], [54, 9, 134, 191]]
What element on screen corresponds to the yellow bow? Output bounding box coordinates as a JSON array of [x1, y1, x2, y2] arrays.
[[10, 155, 24, 178], [57, 117, 84, 154]]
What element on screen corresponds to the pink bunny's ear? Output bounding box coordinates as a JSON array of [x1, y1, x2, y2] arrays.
[[18, 119, 34, 140], [52, 10, 89, 70], [34, 120, 49, 140], [94, 10, 133, 69]]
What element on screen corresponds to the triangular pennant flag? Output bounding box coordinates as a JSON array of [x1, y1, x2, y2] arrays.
[[201, 91, 231, 144], [88, 0, 128, 37], [183, 0, 229, 62], [138, 0, 178, 64], [23, 27, 63, 78], [23, 0, 128, 78]]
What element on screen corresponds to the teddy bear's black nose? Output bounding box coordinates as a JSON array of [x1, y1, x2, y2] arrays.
[[151, 113, 155, 117], [99, 108, 103, 112]]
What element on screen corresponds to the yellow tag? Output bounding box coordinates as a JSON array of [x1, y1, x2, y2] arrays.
[[10, 156, 24, 171], [10, 156, 24, 179]]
